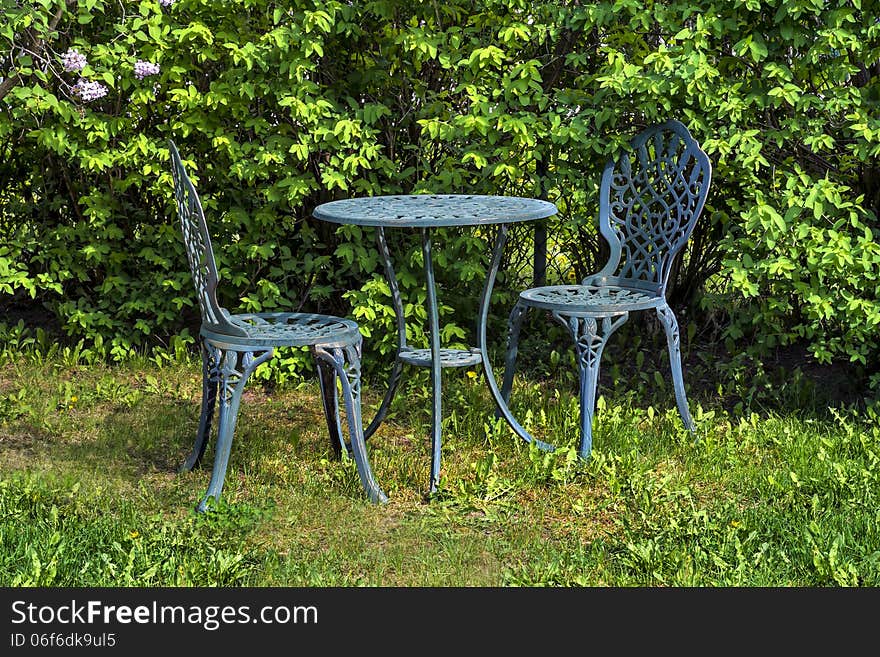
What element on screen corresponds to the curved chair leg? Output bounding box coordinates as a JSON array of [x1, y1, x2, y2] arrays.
[[657, 303, 696, 432], [314, 341, 388, 504], [316, 356, 348, 458], [197, 344, 274, 513], [556, 313, 628, 460], [499, 300, 528, 409], [180, 340, 218, 472]]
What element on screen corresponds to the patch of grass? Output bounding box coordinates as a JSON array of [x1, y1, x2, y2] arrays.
[[0, 348, 878, 587], [0, 474, 267, 586]]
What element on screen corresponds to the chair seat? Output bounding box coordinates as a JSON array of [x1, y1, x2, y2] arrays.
[[519, 284, 663, 314], [201, 312, 362, 348]]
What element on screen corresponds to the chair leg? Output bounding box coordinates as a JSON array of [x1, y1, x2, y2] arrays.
[[313, 341, 388, 504], [499, 300, 528, 409], [656, 303, 696, 432], [180, 340, 217, 473], [557, 313, 627, 460], [197, 344, 274, 513], [316, 356, 348, 459]]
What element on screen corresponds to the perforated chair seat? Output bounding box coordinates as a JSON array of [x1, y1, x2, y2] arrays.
[[202, 312, 362, 349], [518, 284, 662, 315]]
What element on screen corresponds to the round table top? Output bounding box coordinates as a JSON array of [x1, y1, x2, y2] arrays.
[[312, 194, 557, 228]]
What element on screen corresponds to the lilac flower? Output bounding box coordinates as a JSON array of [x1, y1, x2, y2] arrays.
[[158, 0, 174, 6], [71, 78, 108, 102], [60, 48, 87, 73], [134, 60, 161, 80]]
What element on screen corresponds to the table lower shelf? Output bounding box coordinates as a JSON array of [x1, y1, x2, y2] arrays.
[[398, 347, 483, 368]]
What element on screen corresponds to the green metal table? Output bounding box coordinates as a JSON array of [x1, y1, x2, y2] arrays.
[[313, 194, 558, 492]]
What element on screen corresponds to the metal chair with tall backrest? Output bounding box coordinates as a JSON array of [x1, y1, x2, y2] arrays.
[[168, 141, 387, 511], [500, 119, 712, 459]]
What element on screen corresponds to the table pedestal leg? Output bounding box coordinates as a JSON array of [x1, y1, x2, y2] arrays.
[[364, 227, 406, 439], [421, 228, 443, 492]]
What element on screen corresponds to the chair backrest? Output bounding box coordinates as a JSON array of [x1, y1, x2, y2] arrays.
[[168, 141, 244, 336], [593, 119, 712, 295]]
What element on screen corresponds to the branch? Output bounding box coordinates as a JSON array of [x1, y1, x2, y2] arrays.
[[0, 0, 73, 103]]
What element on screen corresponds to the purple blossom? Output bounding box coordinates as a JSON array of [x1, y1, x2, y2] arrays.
[[158, 0, 174, 6], [60, 48, 87, 73], [71, 78, 108, 102], [134, 60, 161, 80]]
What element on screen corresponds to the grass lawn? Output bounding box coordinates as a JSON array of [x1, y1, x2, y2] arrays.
[[1, 335, 878, 587]]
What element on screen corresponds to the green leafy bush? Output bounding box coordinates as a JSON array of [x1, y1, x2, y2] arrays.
[[1, 0, 878, 384]]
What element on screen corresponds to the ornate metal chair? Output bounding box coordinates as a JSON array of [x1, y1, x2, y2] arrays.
[[500, 119, 712, 460], [168, 141, 387, 511]]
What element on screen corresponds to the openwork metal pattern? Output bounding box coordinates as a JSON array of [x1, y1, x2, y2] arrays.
[[600, 121, 712, 290], [554, 314, 628, 458], [399, 347, 483, 368], [222, 312, 360, 346], [215, 347, 270, 405], [169, 141, 387, 510], [520, 284, 658, 313], [313, 194, 557, 227], [501, 120, 712, 460], [169, 142, 231, 333]]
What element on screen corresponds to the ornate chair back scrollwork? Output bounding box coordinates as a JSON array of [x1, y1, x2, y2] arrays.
[[592, 120, 711, 294], [499, 120, 712, 459], [169, 141, 387, 511]]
